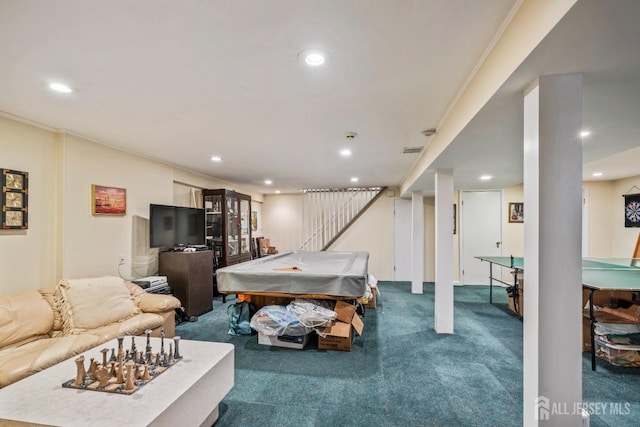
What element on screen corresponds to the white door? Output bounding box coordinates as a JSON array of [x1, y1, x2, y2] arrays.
[[393, 198, 412, 281], [461, 191, 502, 285]]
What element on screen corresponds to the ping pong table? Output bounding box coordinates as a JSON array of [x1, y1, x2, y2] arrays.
[[476, 255, 640, 371]]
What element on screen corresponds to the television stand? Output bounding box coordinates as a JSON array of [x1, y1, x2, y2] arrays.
[[159, 250, 213, 317]]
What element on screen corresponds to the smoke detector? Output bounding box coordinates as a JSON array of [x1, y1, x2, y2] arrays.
[[345, 131, 358, 140], [421, 128, 436, 137]]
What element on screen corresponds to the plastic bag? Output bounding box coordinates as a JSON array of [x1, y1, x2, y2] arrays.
[[250, 305, 312, 336], [287, 299, 336, 328]]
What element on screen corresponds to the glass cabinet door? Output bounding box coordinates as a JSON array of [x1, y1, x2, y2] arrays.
[[227, 195, 239, 256], [204, 194, 223, 260], [240, 198, 250, 255]]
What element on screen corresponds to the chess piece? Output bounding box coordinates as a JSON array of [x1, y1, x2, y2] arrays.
[[101, 348, 109, 367], [95, 366, 109, 388], [88, 358, 98, 381], [125, 349, 130, 361], [109, 361, 117, 377], [173, 336, 181, 359], [160, 328, 165, 356], [109, 348, 117, 362], [135, 364, 143, 379], [145, 329, 152, 353], [124, 362, 135, 391], [141, 364, 151, 381], [74, 356, 86, 386], [116, 345, 125, 384], [131, 336, 137, 359], [169, 343, 173, 361]]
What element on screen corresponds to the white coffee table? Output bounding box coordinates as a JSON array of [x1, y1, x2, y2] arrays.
[[0, 337, 234, 426]]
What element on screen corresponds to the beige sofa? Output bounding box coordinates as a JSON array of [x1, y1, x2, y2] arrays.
[[0, 276, 181, 388]]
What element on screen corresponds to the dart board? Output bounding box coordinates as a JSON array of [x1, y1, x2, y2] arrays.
[[624, 194, 640, 227]]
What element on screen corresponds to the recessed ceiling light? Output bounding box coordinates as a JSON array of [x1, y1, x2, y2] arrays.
[[297, 49, 331, 67], [275, 190, 281, 194], [479, 175, 493, 181], [48, 82, 73, 93], [264, 180, 273, 185], [340, 149, 352, 157], [350, 177, 359, 183], [210, 156, 223, 162], [580, 130, 591, 138], [592, 172, 603, 177]]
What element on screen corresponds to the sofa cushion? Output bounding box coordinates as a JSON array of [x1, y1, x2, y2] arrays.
[[0, 334, 101, 388], [0, 291, 54, 349], [125, 281, 182, 313], [58, 276, 140, 333], [38, 286, 64, 334], [86, 312, 166, 343]]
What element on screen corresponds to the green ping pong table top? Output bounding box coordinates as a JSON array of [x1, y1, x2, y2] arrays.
[[476, 256, 640, 291], [475, 256, 524, 269]]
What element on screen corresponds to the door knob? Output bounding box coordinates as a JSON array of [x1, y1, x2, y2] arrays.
[[496, 241, 501, 248]]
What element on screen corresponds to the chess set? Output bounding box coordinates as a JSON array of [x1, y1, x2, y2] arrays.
[[62, 328, 182, 395]]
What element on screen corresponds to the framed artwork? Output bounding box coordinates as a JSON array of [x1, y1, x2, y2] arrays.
[[624, 193, 640, 227], [508, 202, 524, 223], [453, 203, 457, 235], [251, 210, 258, 232], [92, 185, 126, 215], [1, 168, 28, 229]]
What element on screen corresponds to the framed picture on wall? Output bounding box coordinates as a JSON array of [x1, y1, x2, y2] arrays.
[[91, 185, 126, 215], [508, 202, 524, 223]]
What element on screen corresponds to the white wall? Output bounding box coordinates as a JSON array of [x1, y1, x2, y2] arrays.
[[0, 116, 59, 293]]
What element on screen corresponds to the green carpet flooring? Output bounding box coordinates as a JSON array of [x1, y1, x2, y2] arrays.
[[175, 282, 640, 426]]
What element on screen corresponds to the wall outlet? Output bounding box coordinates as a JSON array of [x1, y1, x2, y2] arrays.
[[118, 255, 125, 265]]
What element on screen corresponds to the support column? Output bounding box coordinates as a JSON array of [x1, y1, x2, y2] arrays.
[[411, 191, 424, 294], [523, 74, 582, 426], [435, 169, 454, 334]]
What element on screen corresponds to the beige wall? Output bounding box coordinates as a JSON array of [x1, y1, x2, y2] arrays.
[[502, 184, 525, 257], [330, 194, 394, 281], [0, 116, 59, 293], [583, 181, 614, 257], [610, 176, 640, 257], [61, 134, 174, 279], [261, 194, 304, 254], [0, 115, 266, 294]]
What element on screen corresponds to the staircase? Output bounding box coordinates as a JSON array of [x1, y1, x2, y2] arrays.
[[299, 186, 387, 252]]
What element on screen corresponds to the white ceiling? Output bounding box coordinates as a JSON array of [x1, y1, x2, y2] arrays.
[[1, 1, 638, 197], [409, 0, 640, 194], [0, 0, 518, 194]]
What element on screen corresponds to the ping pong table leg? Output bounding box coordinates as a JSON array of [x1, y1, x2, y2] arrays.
[[489, 262, 493, 303], [589, 289, 596, 371]]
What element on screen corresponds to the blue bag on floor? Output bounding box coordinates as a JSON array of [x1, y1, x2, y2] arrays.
[[227, 301, 257, 336]]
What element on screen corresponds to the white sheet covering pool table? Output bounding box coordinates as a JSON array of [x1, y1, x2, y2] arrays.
[[216, 250, 369, 297]]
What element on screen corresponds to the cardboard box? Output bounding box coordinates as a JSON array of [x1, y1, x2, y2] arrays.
[[317, 301, 364, 352], [582, 288, 639, 351], [365, 289, 377, 309], [258, 332, 311, 350]]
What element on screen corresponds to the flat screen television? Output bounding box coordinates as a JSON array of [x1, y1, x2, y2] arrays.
[[149, 204, 206, 248]]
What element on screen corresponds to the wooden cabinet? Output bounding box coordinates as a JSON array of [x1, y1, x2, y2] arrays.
[[159, 250, 213, 317], [202, 189, 252, 268]]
